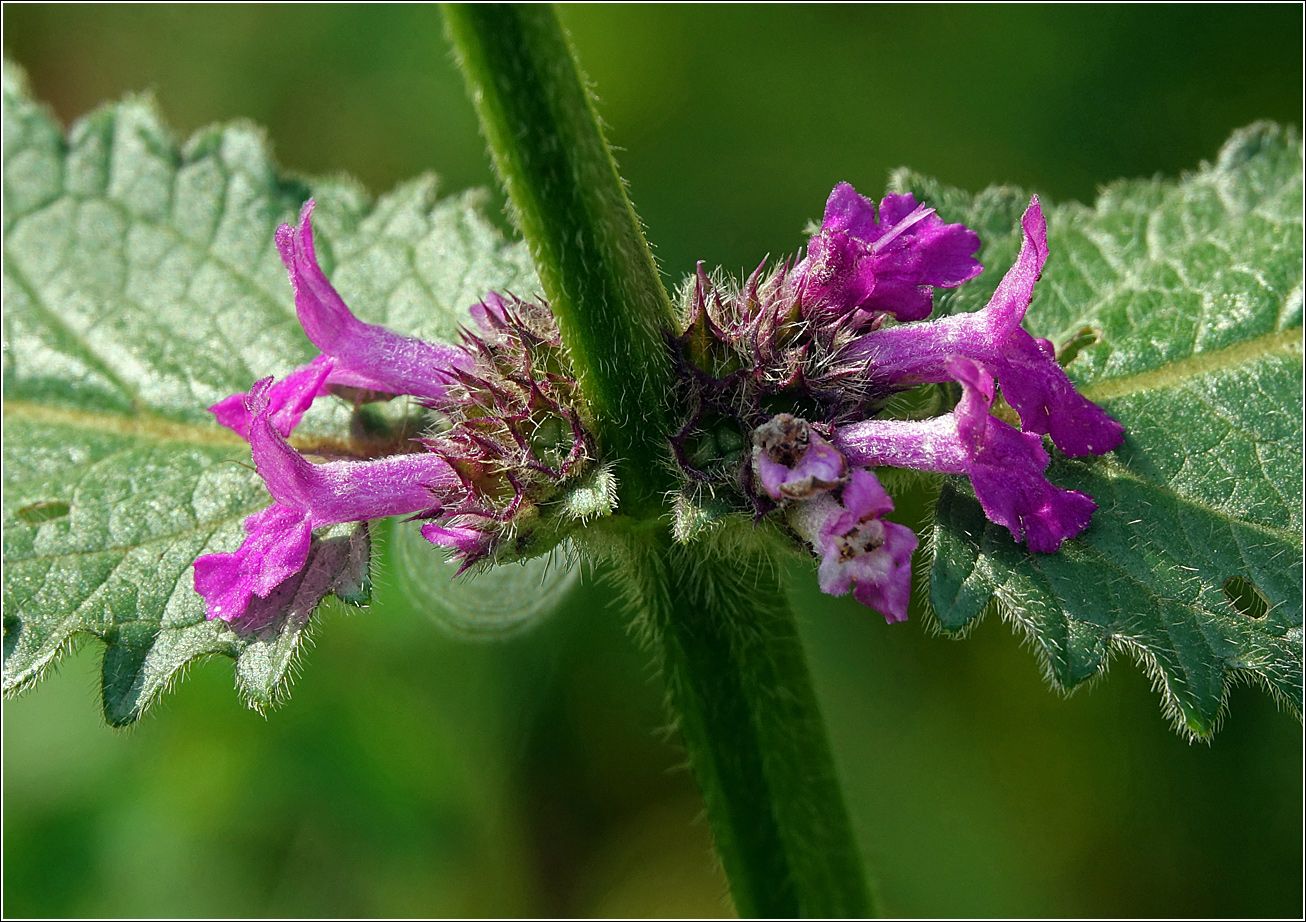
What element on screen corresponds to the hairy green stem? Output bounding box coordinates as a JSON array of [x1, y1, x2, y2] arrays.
[[619, 530, 875, 917], [445, 5, 874, 914], [443, 3, 677, 516]]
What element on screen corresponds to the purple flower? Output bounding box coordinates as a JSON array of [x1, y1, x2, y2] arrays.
[[196, 184, 1123, 631], [789, 469, 919, 623], [195, 202, 594, 625], [665, 185, 1120, 621], [194, 378, 456, 622], [845, 196, 1124, 457], [795, 183, 982, 323], [212, 201, 474, 439], [276, 201, 473, 398], [752, 413, 848, 501], [835, 356, 1097, 553]]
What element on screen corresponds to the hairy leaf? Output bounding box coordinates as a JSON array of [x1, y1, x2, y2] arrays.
[[893, 123, 1303, 737], [1, 62, 538, 723]]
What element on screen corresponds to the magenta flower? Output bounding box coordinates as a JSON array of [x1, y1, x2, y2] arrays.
[[194, 378, 457, 622], [795, 183, 982, 324], [789, 469, 919, 623], [667, 186, 1121, 622], [195, 201, 594, 625], [210, 355, 335, 440], [753, 413, 848, 501], [845, 197, 1125, 457], [210, 201, 473, 440], [835, 356, 1097, 553], [198, 184, 1122, 631]]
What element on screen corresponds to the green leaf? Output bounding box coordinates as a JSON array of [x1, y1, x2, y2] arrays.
[[1, 61, 538, 724], [892, 123, 1303, 738]]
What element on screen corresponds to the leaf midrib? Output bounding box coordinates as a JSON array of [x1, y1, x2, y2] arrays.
[[1065, 456, 1302, 544], [3, 398, 246, 448], [2, 400, 366, 460], [1079, 326, 1303, 402]]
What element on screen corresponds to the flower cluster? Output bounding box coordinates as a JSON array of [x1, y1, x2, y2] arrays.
[[194, 203, 596, 624], [674, 183, 1123, 622], [668, 184, 984, 503], [194, 184, 1122, 629]]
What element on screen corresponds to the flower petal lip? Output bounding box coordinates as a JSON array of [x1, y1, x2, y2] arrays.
[[796, 183, 982, 323], [844, 196, 1124, 457], [834, 357, 1097, 552], [210, 354, 336, 439], [193, 504, 315, 624]]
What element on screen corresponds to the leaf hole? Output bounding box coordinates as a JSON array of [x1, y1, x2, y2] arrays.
[[1056, 326, 1102, 366], [1223, 575, 1269, 620], [15, 500, 71, 523]]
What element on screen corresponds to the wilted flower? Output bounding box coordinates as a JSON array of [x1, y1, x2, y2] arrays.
[[788, 469, 919, 623], [752, 413, 847, 501]]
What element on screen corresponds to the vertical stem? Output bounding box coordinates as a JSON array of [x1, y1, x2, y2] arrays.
[[621, 529, 876, 918], [445, 5, 875, 914], [444, 3, 677, 516]]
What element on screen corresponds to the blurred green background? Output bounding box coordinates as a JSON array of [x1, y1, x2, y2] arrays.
[[3, 4, 1302, 917]]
